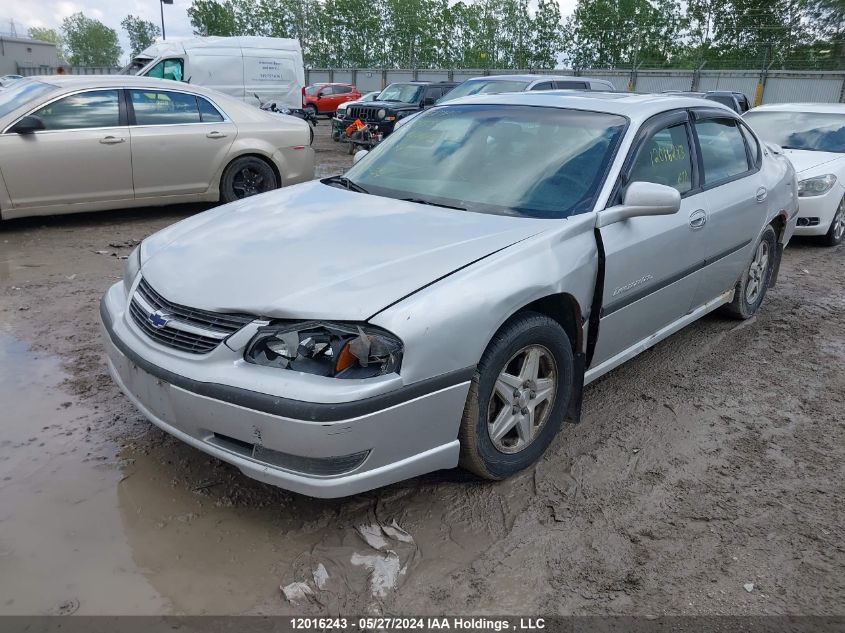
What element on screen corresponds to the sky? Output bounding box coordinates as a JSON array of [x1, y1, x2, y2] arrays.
[[0, 0, 579, 64]]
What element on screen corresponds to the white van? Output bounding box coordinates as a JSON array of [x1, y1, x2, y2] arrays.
[[122, 36, 305, 110]]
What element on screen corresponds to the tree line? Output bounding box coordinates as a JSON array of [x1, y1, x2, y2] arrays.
[[187, 0, 844, 70], [23, 0, 845, 70]]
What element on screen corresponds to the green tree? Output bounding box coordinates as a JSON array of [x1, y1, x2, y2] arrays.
[[562, 0, 684, 69], [61, 12, 122, 67], [121, 15, 161, 58], [531, 0, 564, 68], [28, 27, 66, 60], [187, 0, 238, 36]]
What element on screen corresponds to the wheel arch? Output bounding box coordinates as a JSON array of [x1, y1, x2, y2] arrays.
[[220, 152, 282, 193], [500, 293, 584, 355]]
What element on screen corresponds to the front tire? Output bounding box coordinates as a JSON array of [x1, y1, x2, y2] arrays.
[[821, 196, 845, 247], [458, 312, 573, 480], [723, 224, 777, 320], [219, 156, 279, 203]]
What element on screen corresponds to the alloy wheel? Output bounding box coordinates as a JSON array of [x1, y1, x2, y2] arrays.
[[232, 167, 266, 198], [745, 239, 770, 305], [487, 344, 557, 454]]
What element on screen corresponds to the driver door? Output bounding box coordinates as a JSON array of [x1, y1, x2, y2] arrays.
[[591, 110, 711, 367]]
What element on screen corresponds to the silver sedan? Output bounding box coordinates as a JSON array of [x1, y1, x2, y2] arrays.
[[101, 92, 797, 497], [0, 75, 315, 221]]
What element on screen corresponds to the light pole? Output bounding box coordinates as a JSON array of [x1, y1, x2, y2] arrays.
[[160, 0, 173, 40]]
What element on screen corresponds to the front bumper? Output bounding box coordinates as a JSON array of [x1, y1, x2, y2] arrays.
[[100, 282, 470, 498], [794, 184, 844, 236]]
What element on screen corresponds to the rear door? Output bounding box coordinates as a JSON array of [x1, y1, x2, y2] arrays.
[[127, 88, 236, 198], [690, 110, 767, 306], [592, 110, 711, 366], [0, 88, 133, 209]]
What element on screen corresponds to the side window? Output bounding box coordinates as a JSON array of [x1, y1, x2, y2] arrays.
[[530, 82, 554, 91], [131, 90, 201, 125], [320, 86, 334, 96], [423, 87, 439, 103], [197, 97, 224, 123], [738, 123, 761, 167], [628, 122, 693, 194], [335, 86, 351, 94], [555, 80, 588, 90], [32, 90, 120, 130], [695, 118, 751, 184], [146, 58, 183, 82]]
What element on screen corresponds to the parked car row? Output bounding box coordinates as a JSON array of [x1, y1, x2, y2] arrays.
[[0, 64, 838, 499]]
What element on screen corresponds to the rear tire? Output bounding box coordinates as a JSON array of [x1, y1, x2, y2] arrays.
[[305, 104, 317, 118], [458, 312, 573, 480], [723, 224, 777, 320], [820, 196, 845, 247], [219, 156, 279, 203]]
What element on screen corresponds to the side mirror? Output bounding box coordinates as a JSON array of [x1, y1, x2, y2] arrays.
[[596, 181, 681, 228], [353, 149, 369, 165], [9, 115, 45, 134], [316, 93, 323, 100]]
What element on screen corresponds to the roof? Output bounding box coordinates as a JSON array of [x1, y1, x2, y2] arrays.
[[464, 74, 613, 84], [137, 36, 301, 58], [749, 102, 845, 114], [0, 35, 57, 47], [16, 75, 231, 100], [439, 90, 736, 122]]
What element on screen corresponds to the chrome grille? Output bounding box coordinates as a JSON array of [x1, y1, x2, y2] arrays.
[[129, 278, 254, 354]]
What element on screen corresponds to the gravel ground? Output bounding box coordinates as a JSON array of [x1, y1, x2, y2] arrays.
[[0, 123, 843, 616]]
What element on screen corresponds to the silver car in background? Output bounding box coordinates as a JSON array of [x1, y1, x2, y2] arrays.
[[0, 76, 315, 221], [101, 92, 797, 497]]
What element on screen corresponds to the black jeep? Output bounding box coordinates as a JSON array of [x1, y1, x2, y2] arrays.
[[339, 81, 457, 137]]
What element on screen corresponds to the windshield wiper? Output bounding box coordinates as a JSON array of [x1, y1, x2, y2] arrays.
[[401, 197, 466, 210], [323, 175, 369, 194]]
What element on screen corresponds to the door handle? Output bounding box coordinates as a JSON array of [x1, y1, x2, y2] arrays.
[[206, 131, 227, 139], [755, 187, 768, 203], [99, 136, 125, 145], [689, 209, 707, 229]]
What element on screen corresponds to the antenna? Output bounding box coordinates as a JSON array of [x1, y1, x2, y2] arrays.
[[9, 18, 18, 37]]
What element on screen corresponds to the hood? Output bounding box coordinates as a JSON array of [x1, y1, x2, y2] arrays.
[[782, 149, 845, 174], [140, 181, 551, 321], [362, 100, 418, 110]]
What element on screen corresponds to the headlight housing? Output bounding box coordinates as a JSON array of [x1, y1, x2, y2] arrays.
[[798, 174, 837, 197], [245, 321, 403, 379], [123, 245, 141, 296], [377, 108, 386, 119]]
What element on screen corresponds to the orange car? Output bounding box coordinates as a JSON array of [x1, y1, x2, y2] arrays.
[[303, 83, 361, 117]]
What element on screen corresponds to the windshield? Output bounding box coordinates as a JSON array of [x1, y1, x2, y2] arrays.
[[120, 57, 152, 75], [0, 80, 56, 119], [377, 83, 423, 103], [344, 105, 627, 219], [438, 79, 531, 103], [744, 111, 845, 153]]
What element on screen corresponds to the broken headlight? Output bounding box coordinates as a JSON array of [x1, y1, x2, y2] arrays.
[[245, 322, 403, 379]]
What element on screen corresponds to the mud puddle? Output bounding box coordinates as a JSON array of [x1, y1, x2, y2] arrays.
[[0, 334, 508, 615], [0, 333, 166, 614]]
